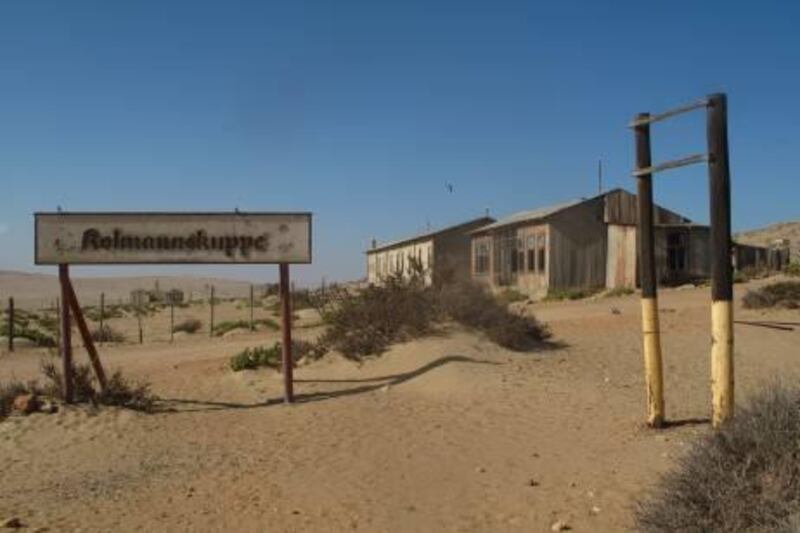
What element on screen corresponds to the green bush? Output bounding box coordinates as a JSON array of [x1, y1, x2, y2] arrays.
[[39, 358, 156, 411], [229, 340, 323, 371], [319, 273, 438, 359], [496, 289, 528, 305], [636, 383, 800, 532], [316, 274, 550, 359], [742, 281, 800, 309], [90, 325, 126, 343], [0, 323, 56, 347], [544, 287, 602, 301], [604, 287, 635, 298], [254, 318, 279, 330], [172, 318, 203, 334], [785, 262, 800, 277], [439, 282, 550, 351], [213, 320, 251, 337], [83, 306, 124, 322]]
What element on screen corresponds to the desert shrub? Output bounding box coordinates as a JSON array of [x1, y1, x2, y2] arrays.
[[40, 359, 96, 403], [98, 370, 156, 411], [439, 282, 550, 351], [213, 320, 251, 337], [785, 262, 800, 277], [90, 325, 126, 343], [636, 383, 800, 532], [318, 273, 438, 359], [229, 340, 323, 371], [604, 286, 635, 298], [36, 313, 59, 335], [172, 318, 203, 334], [83, 306, 124, 322], [316, 275, 550, 359], [254, 318, 279, 330], [496, 289, 528, 306], [544, 287, 602, 301], [742, 281, 800, 309], [0, 323, 56, 347], [39, 358, 156, 411]]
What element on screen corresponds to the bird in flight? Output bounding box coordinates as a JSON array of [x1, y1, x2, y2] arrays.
[[445, 182, 454, 194]]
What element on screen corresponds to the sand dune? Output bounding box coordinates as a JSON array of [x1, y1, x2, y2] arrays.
[[2, 278, 799, 531]]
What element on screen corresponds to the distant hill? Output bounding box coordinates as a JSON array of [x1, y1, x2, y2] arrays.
[[0, 270, 256, 310], [735, 220, 800, 262]]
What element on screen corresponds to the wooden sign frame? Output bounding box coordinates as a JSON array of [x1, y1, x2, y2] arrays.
[[34, 211, 312, 405]]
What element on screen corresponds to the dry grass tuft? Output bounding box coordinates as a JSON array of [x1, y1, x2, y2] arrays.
[[636, 382, 800, 532]]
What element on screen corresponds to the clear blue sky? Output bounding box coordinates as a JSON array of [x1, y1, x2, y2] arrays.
[[2, 1, 798, 285]]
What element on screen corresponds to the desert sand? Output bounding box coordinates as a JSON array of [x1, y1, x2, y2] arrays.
[[1, 278, 799, 532]]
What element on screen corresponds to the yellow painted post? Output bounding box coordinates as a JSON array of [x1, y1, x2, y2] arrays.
[[707, 93, 734, 428], [635, 112, 665, 427]]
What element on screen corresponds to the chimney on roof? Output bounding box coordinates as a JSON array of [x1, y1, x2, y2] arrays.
[[371, 238, 377, 249]]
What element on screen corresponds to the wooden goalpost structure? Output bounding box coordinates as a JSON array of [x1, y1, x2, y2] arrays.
[[631, 93, 734, 429]]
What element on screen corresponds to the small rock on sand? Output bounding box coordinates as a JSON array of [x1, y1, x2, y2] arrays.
[[1, 517, 23, 528], [12, 395, 39, 415], [551, 520, 571, 531]]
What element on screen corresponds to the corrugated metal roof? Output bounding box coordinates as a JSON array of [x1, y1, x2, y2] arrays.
[[470, 198, 586, 233], [368, 216, 493, 253]]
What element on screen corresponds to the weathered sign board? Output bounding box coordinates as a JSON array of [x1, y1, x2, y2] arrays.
[[35, 212, 312, 265]]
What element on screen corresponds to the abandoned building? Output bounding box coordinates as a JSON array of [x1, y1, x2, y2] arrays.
[[469, 188, 716, 296], [366, 216, 494, 286]]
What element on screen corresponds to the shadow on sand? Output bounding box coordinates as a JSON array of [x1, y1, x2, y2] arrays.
[[156, 355, 498, 413]]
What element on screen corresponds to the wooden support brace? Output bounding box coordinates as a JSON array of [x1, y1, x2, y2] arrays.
[[64, 277, 109, 392]]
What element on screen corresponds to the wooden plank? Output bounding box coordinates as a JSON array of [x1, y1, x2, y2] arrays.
[[64, 278, 108, 392], [35, 212, 312, 265]]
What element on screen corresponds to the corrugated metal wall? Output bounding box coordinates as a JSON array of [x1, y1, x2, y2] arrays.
[[604, 189, 690, 226], [606, 224, 637, 288], [548, 197, 608, 289]]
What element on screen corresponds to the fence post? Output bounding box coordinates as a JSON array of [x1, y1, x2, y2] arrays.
[[249, 284, 255, 331], [209, 286, 215, 337], [707, 93, 734, 428], [635, 112, 665, 428], [137, 305, 143, 345], [99, 292, 105, 343], [170, 301, 175, 343], [7, 297, 14, 353]]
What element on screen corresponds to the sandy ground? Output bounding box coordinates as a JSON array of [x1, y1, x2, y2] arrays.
[[1, 279, 799, 532]]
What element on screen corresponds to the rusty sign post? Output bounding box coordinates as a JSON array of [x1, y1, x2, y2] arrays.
[[630, 93, 734, 428], [35, 211, 312, 405], [279, 264, 294, 403]]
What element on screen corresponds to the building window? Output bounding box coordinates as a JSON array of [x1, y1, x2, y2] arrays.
[[527, 236, 536, 272], [510, 238, 523, 273], [427, 247, 433, 269], [475, 242, 490, 275], [667, 232, 687, 272], [537, 235, 546, 272]]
